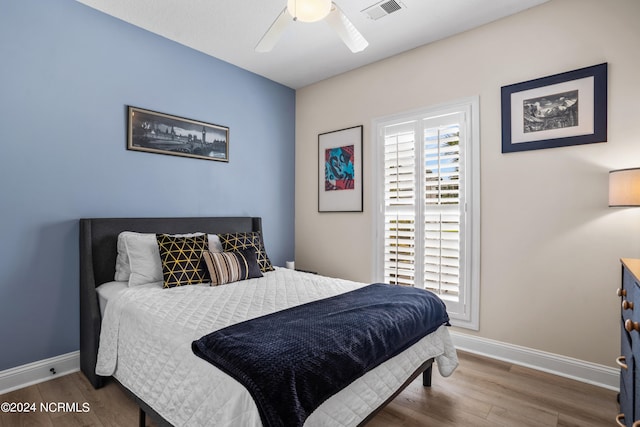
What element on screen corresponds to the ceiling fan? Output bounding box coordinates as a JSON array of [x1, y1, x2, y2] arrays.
[[256, 0, 369, 53]]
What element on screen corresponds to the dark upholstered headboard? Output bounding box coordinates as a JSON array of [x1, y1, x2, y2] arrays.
[[79, 217, 263, 389]]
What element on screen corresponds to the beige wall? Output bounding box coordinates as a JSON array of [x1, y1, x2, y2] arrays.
[[295, 0, 640, 367]]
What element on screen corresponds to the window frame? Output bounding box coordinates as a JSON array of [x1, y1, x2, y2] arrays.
[[372, 96, 480, 330]]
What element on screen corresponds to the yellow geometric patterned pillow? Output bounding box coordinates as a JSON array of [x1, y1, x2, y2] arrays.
[[156, 234, 209, 288], [218, 232, 274, 272]]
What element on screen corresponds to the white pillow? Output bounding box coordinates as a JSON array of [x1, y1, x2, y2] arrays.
[[114, 232, 223, 286], [124, 232, 164, 287], [114, 234, 133, 281], [208, 234, 223, 253]]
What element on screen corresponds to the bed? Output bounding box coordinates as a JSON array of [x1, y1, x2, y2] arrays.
[[79, 216, 458, 426]]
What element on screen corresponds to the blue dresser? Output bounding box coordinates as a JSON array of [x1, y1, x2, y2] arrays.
[[618, 259, 640, 427]]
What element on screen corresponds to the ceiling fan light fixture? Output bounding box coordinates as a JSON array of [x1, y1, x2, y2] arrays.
[[287, 0, 332, 22]]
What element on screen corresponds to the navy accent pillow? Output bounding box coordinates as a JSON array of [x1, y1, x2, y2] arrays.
[[218, 232, 274, 272], [156, 234, 210, 288]]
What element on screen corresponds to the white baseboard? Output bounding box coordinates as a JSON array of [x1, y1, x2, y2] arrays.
[[450, 331, 619, 391], [0, 351, 80, 395]]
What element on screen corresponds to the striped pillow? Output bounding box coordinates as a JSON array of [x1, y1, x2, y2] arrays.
[[202, 247, 263, 286]]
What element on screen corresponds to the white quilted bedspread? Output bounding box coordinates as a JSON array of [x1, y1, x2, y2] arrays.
[[96, 268, 458, 427]]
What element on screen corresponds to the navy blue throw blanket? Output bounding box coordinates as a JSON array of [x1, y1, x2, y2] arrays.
[[192, 283, 449, 427]]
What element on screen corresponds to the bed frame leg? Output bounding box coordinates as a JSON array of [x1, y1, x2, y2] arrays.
[[139, 408, 146, 427], [422, 364, 433, 387]]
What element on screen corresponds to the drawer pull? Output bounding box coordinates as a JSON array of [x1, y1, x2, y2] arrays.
[[616, 415, 640, 427], [618, 288, 628, 297], [625, 319, 640, 333], [616, 356, 628, 370], [623, 300, 635, 310]]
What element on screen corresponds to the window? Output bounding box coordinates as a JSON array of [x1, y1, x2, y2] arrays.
[[374, 97, 480, 329]]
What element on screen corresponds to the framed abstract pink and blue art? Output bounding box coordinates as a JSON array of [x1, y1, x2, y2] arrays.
[[318, 125, 363, 212]]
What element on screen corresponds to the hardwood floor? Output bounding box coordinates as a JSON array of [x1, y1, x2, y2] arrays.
[[367, 352, 617, 427], [0, 351, 618, 427]]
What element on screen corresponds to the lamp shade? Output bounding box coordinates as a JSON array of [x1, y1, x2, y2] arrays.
[[287, 0, 332, 22], [609, 168, 640, 207]]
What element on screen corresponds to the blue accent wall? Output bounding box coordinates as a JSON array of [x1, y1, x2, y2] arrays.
[[0, 0, 295, 371]]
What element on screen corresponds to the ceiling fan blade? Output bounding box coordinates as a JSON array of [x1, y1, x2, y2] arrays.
[[325, 3, 369, 53], [255, 7, 291, 52]]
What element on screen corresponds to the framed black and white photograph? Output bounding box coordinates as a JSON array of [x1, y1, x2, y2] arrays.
[[318, 125, 363, 213], [127, 106, 229, 162], [501, 63, 607, 153]]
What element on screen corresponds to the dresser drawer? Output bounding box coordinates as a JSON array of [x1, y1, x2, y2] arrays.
[[623, 326, 634, 381], [622, 267, 637, 323], [622, 326, 634, 424], [635, 351, 640, 426], [622, 378, 633, 427]]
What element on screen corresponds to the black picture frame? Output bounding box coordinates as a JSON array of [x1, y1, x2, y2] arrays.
[[501, 63, 607, 153], [127, 106, 229, 162], [318, 125, 363, 212]]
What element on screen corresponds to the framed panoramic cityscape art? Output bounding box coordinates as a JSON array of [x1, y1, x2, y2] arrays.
[[127, 106, 229, 162], [318, 125, 363, 212], [501, 63, 607, 153]]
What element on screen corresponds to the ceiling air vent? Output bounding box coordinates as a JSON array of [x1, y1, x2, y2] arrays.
[[362, 0, 405, 20]]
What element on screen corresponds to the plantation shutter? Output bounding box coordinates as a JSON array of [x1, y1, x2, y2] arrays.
[[423, 115, 463, 310], [383, 121, 417, 287], [383, 112, 466, 315]]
